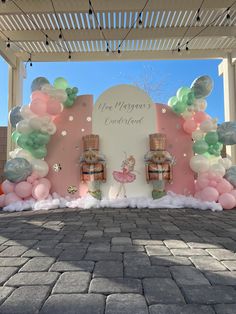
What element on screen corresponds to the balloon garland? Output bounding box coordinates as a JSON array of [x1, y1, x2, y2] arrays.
[[168, 75, 236, 209], [0, 77, 78, 208]]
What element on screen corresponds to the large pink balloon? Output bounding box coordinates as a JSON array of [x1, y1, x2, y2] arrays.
[[218, 193, 236, 210], [15, 181, 32, 198], [31, 91, 49, 102], [32, 183, 49, 200], [46, 98, 63, 116], [200, 187, 219, 202], [193, 112, 210, 124], [2, 180, 15, 194], [0, 195, 5, 207], [4, 192, 22, 206], [183, 118, 197, 134], [30, 99, 47, 116], [216, 179, 233, 194]]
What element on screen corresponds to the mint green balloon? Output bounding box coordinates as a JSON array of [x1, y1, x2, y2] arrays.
[[11, 131, 20, 143], [54, 77, 69, 90], [168, 96, 178, 107], [193, 140, 209, 154], [205, 131, 219, 145], [177, 87, 191, 100], [172, 101, 187, 114]]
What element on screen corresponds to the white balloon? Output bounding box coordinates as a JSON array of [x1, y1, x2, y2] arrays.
[[200, 118, 218, 132], [16, 119, 32, 134], [192, 129, 205, 141], [9, 148, 33, 162], [31, 159, 49, 177], [218, 157, 232, 170], [209, 163, 225, 177], [20, 105, 36, 119], [190, 155, 210, 173], [41, 84, 67, 102], [193, 98, 207, 112]]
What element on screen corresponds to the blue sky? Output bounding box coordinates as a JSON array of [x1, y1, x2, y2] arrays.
[[0, 56, 224, 126]]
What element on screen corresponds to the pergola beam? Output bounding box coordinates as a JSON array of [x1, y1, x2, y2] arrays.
[[0, 0, 233, 15], [2, 26, 235, 43], [16, 49, 230, 62], [0, 40, 17, 68]]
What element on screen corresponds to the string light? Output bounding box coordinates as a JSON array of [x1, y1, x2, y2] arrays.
[[29, 54, 32, 66], [6, 37, 10, 48], [45, 34, 49, 45], [106, 43, 109, 53], [59, 28, 63, 40], [118, 48, 121, 54], [196, 8, 201, 22], [68, 50, 71, 60], [138, 13, 142, 28], [88, 0, 93, 20], [226, 8, 231, 19]]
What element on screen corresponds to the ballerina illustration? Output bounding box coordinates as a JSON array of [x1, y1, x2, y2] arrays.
[[113, 154, 136, 198]]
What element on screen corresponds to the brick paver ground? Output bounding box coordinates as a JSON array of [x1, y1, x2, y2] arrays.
[[0, 207, 235, 313]]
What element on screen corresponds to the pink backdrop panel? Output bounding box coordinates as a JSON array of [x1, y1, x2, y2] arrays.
[[46, 95, 93, 197], [156, 104, 195, 195]]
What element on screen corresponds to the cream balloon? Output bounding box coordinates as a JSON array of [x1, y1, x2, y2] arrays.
[[209, 163, 226, 177], [20, 105, 36, 119], [200, 118, 218, 132], [31, 159, 49, 178], [218, 157, 232, 170], [9, 148, 33, 162], [41, 84, 67, 102], [16, 119, 32, 134], [192, 129, 205, 141], [190, 155, 210, 173], [193, 98, 207, 112]]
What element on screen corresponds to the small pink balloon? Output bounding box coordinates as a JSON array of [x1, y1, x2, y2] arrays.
[[230, 189, 236, 199], [38, 178, 51, 190], [4, 192, 22, 206], [31, 91, 49, 102], [27, 172, 39, 184], [46, 98, 63, 116], [15, 181, 32, 198], [200, 186, 219, 202], [1, 180, 15, 194], [216, 179, 233, 194], [0, 195, 5, 207], [209, 180, 217, 187], [30, 99, 47, 116], [207, 172, 222, 182], [193, 112, 210, 124], [183, 118, 197, 134], [218, 193, 236, 210], [195, 177, 209, 190], [32, 183, 49, 200]]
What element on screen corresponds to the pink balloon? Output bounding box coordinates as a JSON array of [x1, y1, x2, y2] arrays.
[[195, 177, 209, 190], [27, 171, 39, 184], [1, 180, 15, 194], [30, 99, 47, 116], [200, 186, 219, 202], [31, 91, 49, 102], [4, 192, 22, 206], [230, 189, 236, 199], [209, 180, 217, 187], [15, 181, 32, 198], [193, 112, 210, 124], [218, 193, 236, 210], [207, 172, 222, 182], [216, 179, 233, 194], [38, 178, 51, 190], [32, 183, 49, 200], [183, 118, 197, 134], [0, 195, 5, 207], [46, 98, 63, 116]]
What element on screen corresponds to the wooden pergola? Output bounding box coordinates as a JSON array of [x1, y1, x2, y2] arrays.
[[0, 0, 236, 160]]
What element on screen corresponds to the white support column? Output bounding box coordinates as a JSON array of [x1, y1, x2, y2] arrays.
[[7, 58, 24, 158], [218, 53, 236, 164]]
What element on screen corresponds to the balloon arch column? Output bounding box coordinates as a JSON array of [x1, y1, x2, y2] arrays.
[[0, 75, 236, 211]]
